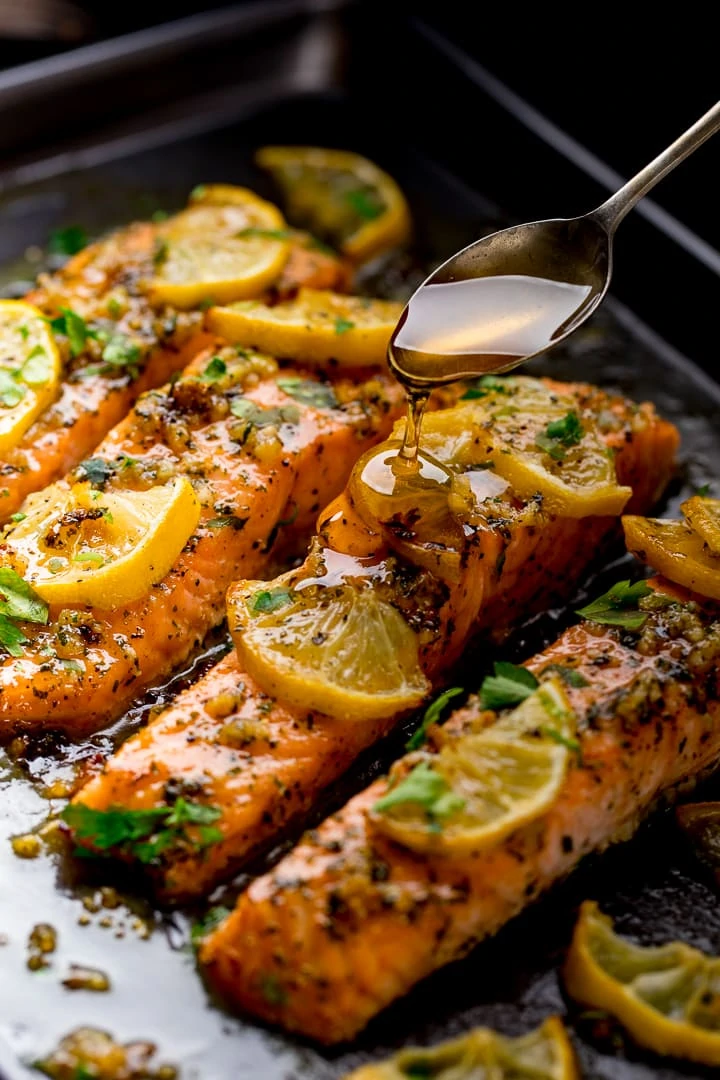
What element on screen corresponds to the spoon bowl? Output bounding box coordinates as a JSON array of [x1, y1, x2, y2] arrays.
[[389, 99, 720, 390]]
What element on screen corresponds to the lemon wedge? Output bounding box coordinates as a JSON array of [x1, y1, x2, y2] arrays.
[[0, 300, 61, 451], [227, 568, 429, 721], [208, 288, 403, 367], [370, 679, 576, 856], [565, 900, 720, 1066], [255, 145, 411, 262], [148, 184, 291, 309], [681, 495, 720, 555], [4, 476, 201, 608], [344, 1016, 579, 1080], [623, 515, 720, 601], [473, 378, 631, 517]]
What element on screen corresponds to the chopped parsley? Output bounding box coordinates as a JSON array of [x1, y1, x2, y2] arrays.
[[461, 375, 509, 400], [334, 316, 355, 335], [406, 686, 464, 751], [152, 236, 169, 267], [48, 307, 95, 357], [276, 377, 338, 410], [199, 356, 227, 383], [696, 483, 711, 497], [62, 798, 223, 864], [535, 411, 584, 461], [373, 762, 464, 827], [0, 568, 49, 657], [479, 661, 538, 710], [540, 663, 589, 688], [236, 227, 292, 240], [10, 512, 26, 523], [229, 397, 300, 434], [260, 973, 289, 1006], [576, 579, 652, 630], [99, 334, 142, 377], [74, 551, 105, 566], [206, 515, 248, 530], [190, 904, 231, 949], [190, 184, 207, 201], [48, 225, 88, 256], [76, 457, 114, 489], [345, 188, 384, 221], [151, 209, 169, 223], [250, 587, 292, 614], [541, 726, 583, 760]]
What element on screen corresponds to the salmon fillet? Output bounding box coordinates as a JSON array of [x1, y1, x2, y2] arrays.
[[68, 381, 679, 899], [0, 351, 403, 738], [1, 217, 348, 521], [201, 586, 720, 1043]]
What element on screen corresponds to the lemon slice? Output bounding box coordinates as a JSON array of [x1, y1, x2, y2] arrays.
[[255, 145, 411, 262], [623, 515, 720, 601], [474, 380, 631, 517], [0, 301, 61, 451], [681, 495, 720, 555], [565, 900, 720, 1066], [345, 1016, 579, 1080], [148, 185, 291, 309], [370, 679, 576, 855], [227, 570, 429, 721], [4, 476, 201, 608], [208, 288, 403, 368]]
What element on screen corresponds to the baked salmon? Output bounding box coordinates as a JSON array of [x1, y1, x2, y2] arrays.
[[0, 350, 404, 738], [68, 379, 678, 899], [1, 213, 348, 522], [201, 581, 720, 1043]]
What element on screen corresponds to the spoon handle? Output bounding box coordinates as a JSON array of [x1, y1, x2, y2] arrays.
[[590, 99, 720, 234]]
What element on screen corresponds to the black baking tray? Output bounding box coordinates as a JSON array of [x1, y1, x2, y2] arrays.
[[2, 5, 720, 1079]]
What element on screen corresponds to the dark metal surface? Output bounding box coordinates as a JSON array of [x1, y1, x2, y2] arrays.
[[1, 11, 720, 1080]]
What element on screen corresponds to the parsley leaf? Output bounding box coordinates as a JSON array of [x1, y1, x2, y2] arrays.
[[373, 761, 465, 824], [345, 189, 384, 221], [0, 568, 49, 625], [696, 483, 711, 497], [406, 686, 464, 751], [576, 579, 652, 630], [100, 334, 142, 376], [207, 515, 248, 530], [48, 225, 88, 256], [535, 411, 584, 461], [62, 798, 222, 865], [199, 356, 227, 383], [190, 905, 231, 949], [334, 316, 355, 335], [49, 307, 95, 357], [461, 375, 509, 400], [75, 457, 114, 489], [250, 587, 292, 614], [479, 661, 538, 710], [229, 398, 300, 433], [276, 377, 338, 410]]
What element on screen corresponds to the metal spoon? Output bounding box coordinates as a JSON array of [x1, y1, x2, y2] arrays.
[[389, 99, 720, 389]]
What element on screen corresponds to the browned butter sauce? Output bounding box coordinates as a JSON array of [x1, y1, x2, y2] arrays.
[[358, 272, 595, 506]]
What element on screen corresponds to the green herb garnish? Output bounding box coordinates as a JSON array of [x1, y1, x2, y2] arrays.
[[406, 686, 464, 751], [540, 663, 589, 688], [100, 334, 142, 376], [62, 798, 223, 864], [48, 307, 95, 357], [206, 515, 248, 530], [229, 397, 300, 433], [0, 568, 48, 657], [461, 375, 509, 400], [479, 661, 538, 710], [236, 227, 292, 241], [541, 726, 583, 761], [373, 761, 464, 825], [48, 225, 88, 256], [576, 579, 652, 630], [260, 972, 289, 1006], [250, 587, 292, 614], [74, 551, 105, 566], [76, 457, 114, 489], [276, 377, 338, 410], [535, 411, 584, 461], [152, 237, 169, 267], [199, 356, 227, 383], [190, 185, 207, 201], [190, 904, 231, 949], [334, 316, 355, 335], [10, 512, 26, 523], [345, 188, 383, 221], [696, 483, 711, 497]]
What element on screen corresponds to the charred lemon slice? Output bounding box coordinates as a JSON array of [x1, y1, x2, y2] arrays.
[[255, 145, 411, 262], [623, 516, 720, 601], [227, 571, 428, 721], [4, 477, 200, 608], [370, 679, 576, 855], [148, 185, 290, 309], [345, 1016, 579, 1079], [475, 380, 631, 517], [565, 900, 720, 1066], [208, 288, 403, 367], [0, 301, 61, 451], [682, 495, 720, 555]]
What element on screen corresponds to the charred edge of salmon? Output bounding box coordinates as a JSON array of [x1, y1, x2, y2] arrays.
[[65, 382, 680, 899], [199, 593, 720, 1043]]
